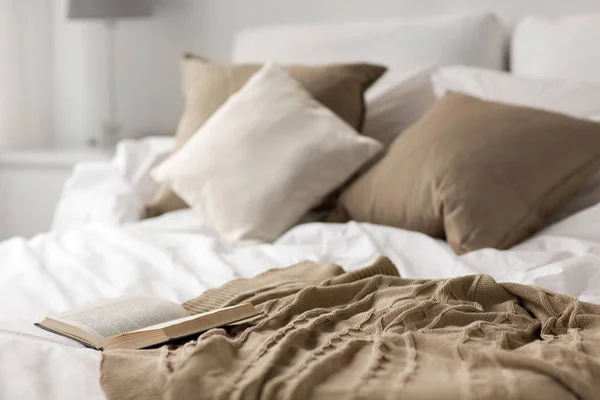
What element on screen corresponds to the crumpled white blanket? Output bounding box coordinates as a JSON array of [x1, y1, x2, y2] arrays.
[[51, 137, 174, 230]]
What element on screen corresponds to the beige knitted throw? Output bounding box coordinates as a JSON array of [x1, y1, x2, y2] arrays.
[[101, 257, 600, 399]]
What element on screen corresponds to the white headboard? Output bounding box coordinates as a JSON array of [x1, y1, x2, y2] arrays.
[[196, 0, 600, 60]]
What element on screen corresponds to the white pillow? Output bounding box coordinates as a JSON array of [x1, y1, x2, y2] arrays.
[[512, 14, 600, 82], [432, 65, 600, 222], [432, 66, 600, 120], [362, 63, 437, 147], [152, 62, 382, 245]]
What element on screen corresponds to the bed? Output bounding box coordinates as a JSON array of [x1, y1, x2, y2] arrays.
[[4, 195, 600, 399], [4, 1, 600, 399]]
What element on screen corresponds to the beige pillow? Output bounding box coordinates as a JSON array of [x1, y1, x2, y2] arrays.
[[145, 55, 386, 217], [151, 62, 382, 245], [329, 93, 600, 253]]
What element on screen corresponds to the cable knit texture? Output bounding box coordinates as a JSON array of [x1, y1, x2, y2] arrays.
[[101, 257, 600, 399]]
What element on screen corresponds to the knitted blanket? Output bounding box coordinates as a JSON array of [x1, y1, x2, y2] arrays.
[[101, 257, 600, 399]]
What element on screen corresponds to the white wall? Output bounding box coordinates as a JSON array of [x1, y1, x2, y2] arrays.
[[51, 0, 600, 147], [0, 0, 54, 148], [53, 0, 197, 146]]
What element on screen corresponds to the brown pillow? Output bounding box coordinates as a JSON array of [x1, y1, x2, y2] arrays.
[[328, 93, 600, 254], [145, 54, 387, 217]]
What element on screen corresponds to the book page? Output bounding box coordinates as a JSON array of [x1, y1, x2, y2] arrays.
[[54, 295, 190, 341], [133, 312, 208, 332], [127, 303, 258, 334]]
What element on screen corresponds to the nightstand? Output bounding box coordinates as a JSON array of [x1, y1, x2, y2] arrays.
[[0, 148, 110, 241]]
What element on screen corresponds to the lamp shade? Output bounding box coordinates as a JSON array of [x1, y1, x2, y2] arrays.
[[67, 0, 155, 19]]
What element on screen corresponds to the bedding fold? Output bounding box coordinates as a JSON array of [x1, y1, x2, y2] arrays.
[[101, 257, 600, 400]]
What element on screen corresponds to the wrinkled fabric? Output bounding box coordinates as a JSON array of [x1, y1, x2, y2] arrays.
[[102, 257, 600, 400], [52, 137, 174, 230], [4, 201, 600, 399]]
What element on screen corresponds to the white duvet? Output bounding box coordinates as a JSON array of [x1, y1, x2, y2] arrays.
[[2, 139, 600, 400]]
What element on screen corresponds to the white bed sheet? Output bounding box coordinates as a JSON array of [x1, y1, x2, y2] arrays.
[[2, 204, 600, 399]]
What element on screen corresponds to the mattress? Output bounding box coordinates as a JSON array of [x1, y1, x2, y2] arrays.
[[2, 205, 600, 399]]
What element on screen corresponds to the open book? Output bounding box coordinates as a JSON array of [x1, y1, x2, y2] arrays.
[[35, 295, 260, 351]]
